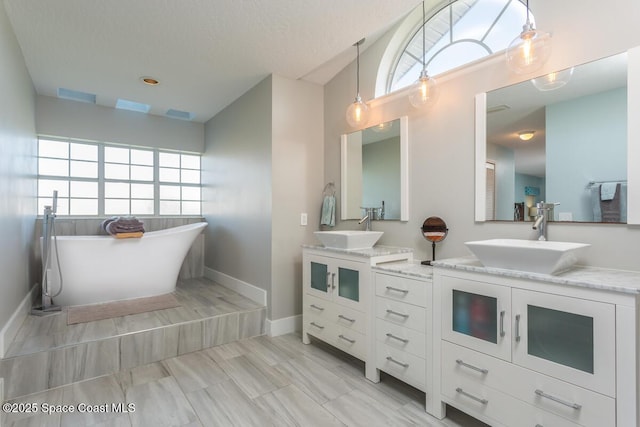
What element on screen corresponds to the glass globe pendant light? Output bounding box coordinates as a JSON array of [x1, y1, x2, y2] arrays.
[[505, 0, 551, 74], [346, 39, 370, 128], [409, 1, 438, 109]]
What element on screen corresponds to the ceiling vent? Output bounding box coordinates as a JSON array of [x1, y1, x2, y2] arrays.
[[166, 109, 194, 121], [116, 99, 150, 114], [57, 88, 96, 104]]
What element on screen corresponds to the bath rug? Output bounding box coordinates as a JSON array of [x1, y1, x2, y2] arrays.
[[67, 293, 181, 324]]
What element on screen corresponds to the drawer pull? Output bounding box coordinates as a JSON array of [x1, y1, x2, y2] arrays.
[[338, 334, 355, 344], [338, 314, 356, 323], [455, 387, 488, 405], [499, 310, 506, 338], [386, 309, 409, 318], [535, 425, 543, 427], [331, 273, 336, 290], [310, 304, 324, 311], [455, 359, 488, 374], [310, 322, 324, 329], [534, 389, 582, 410], [386, 333, 409, 344], [386, 286, 409, 294], [386, 356, 409, 368]]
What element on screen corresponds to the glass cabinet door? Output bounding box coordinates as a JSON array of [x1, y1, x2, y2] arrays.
[[512, 289, 616, 397], [337, 267, 359, 302], [310, 261, 329, 293], [441, 276, 512, 361]]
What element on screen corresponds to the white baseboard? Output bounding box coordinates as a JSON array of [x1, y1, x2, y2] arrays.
[[203, 267, 267, 307], [266, 315, 301, 337], [0, 284, 39, 359]]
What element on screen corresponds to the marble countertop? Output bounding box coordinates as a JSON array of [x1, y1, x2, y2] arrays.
[[373, 261, 433, 280], [302, 244, 413, 258], [432, 256, 640, 295]]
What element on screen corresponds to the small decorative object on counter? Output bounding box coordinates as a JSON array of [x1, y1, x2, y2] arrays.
[[420, 216, 448, 265]]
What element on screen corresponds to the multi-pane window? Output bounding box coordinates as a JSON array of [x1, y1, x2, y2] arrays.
[[104, 146, 155, 215], [37, 137, 201, 216], [38, 139, 98, 215], [386, 0, 530, 94], [159, 152, 201, 215]]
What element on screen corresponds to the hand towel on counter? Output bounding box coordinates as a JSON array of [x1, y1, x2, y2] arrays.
[[320, 195, 336, 227]]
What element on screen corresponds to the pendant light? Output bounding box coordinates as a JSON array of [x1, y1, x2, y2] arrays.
[[346, 39, 370, 128], [531, 67, 574, 91], [505, 0, 551, 74], [409, 1, 438, 109]]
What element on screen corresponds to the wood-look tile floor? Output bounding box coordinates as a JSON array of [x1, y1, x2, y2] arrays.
[[2, 333, 488, 427]]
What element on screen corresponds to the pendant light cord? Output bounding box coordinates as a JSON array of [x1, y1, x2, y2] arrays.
[[421, 1, 426, 72], [356, 41, 361, 96]]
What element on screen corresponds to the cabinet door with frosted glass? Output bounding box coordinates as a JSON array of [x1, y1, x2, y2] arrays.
[[441, 276, 512, 361], [305, 254, 333, 301], [512, 289, 616, 397], [333, 258, 367, 312]]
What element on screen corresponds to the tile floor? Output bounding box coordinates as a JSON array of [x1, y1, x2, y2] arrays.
[[2, 332, 488, 427]]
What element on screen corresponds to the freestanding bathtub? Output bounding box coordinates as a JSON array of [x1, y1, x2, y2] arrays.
[[47, 222, 207, 307]]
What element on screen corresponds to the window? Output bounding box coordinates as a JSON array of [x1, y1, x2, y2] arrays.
[[385, 0, 531, 94], [37, 137, 201, 216]]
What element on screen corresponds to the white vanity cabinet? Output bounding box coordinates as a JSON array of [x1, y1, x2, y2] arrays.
[[374, 271, 430, 392], [434, 264, 638, 427], [302, 246, 412, 381]]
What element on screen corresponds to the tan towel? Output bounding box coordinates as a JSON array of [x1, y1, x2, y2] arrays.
[[114, 231, 144, 239]]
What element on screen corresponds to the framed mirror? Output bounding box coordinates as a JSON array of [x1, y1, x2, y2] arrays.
[[475, 48, 640, 224], [341, 116, 409, 221]]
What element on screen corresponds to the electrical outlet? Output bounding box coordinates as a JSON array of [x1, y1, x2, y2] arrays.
[[300, 213, 308, 226]]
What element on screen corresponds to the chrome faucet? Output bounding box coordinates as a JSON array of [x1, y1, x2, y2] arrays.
[[532, 202, 559, 241], [359, 208, 373, 231]]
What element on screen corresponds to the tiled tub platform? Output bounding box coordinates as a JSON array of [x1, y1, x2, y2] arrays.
[[0, 278, 266, 400]]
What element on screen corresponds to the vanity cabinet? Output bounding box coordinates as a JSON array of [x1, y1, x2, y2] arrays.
[[302, 246, 412, 381], [435, 267, 630, 427], [374, 271, 430, 392]]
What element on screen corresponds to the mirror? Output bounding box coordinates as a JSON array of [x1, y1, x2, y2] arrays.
[[475, 51, 639, 224], [420, 216, 448, 265], [341, 116, 409, 221]]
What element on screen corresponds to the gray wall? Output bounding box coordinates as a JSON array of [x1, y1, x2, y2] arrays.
[[0, 1, 37, 330], [37, 96, 204, 153], [202, 76, 274, 309], [271, 75, 324, 320], [202, 75, 324, 321], [324, 0, 640, 271]]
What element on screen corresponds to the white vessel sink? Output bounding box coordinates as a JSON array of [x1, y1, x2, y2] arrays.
[[465, 239, 590, 275], [314, 230, 383, 250]]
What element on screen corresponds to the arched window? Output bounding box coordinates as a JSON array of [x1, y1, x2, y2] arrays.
[[383, 0, 532, 95]]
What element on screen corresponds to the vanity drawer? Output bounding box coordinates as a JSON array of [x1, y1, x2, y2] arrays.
[[331, 326, 366, 359], [331, 304, 367, 334], [442, 372, 581, 427], [441, 341, 615, 427], [304, 312, 336, 342], [376, 341, 425, 391], [304, 294, 333, 320], [376, 297, 426, 332], [375, 317, 426, 358], [375, 273, 427, 307]]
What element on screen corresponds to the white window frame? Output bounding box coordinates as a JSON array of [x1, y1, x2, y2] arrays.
[[37, 136, 202, 217]]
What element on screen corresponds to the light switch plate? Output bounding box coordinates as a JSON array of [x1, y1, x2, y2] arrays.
[[300, 213, 308, 226]]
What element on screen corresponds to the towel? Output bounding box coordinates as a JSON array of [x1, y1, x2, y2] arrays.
[[600, 182, 618, 201], [102, 216, 145, 236], [600, 184, 622, 222], [320, 195, 336, 227]]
